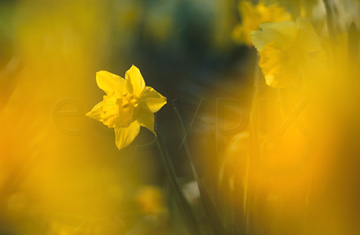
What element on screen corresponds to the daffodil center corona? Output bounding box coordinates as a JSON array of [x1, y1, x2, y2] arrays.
[[115, 92, 140, 128]]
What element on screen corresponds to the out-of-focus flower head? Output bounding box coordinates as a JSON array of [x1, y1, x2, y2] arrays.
[[232, 1, 291, 46], [274, 0, 320, 17], [135, 185, 167, 215], [250, 19, 324, 88], [86, 65, 166, 150]]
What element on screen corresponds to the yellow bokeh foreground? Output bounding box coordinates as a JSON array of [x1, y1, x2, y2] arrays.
[[221, 0, 360, 234], [0, 1, 165, 234]]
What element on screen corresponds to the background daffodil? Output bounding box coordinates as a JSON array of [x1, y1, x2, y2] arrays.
[[232, 1, 291, 46], [86, 65, 166, 150], [250, 19, 324, 87]]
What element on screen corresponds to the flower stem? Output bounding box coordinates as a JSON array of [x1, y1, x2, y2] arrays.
[[173, 99, 226, 235], [155, 135, 199, 235]]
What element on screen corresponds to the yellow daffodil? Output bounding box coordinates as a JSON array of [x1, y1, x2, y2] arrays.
[[135, 186, 167, 215], [276, 0, 320, 17], [232, 1, 291, 46], [250, 19, 324, 88], [86, 65, 166, 150]]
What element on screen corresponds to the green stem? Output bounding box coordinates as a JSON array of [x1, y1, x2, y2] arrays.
[[173, 101, 226, 235], [156, 136, 199, 235]]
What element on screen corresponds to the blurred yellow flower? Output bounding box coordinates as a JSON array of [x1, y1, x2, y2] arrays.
[[232, 1, 291, 46], [276, 0, 320, 17], [135, 186, 167, 215], [250, 19, 323, 87], [86, 65, 166, 150]]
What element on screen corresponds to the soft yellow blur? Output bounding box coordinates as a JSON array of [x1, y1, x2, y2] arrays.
[[250, 19, 325, 88], [232, 1, 291, 46], [0, 1, 163, 234], [221, 4, 360, 234]]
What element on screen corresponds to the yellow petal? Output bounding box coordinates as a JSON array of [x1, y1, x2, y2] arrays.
[[99, 96, 118, 128], [232, 24, 252, 46], [86, 101, 103, 122], [125, 65, 145, 98], [259, 42, 301, 88], [239, 1, 259, 22], [250, 21, 297, 51], [139, 87, 167, 113], [96, 71, 125, 96], [115, 121, 141, 150], [295, 18, 322, 54], [138, 109, 156, 135]]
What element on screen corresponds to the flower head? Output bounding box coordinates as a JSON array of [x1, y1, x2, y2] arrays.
[[232, 1, 291, 46], [86, 65, 166, 150], [277, 0, 320, 17], [135, 185, 167, 215], [250, 19, 323, 87]]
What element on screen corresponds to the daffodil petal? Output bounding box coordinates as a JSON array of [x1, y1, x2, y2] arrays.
[[96, 71, 125, 96], [114, 121, 140, 150], [139, 87, 167, 113], [232, 24, 252, 46], [259, 41, 301, 88], [86, 101, 103, 122], [250, 21, 297, 51], [295, 19, 322, 53], [125, 65, 145, 98], [138, 109, 156, 135], [100, 96, 118, 128]]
